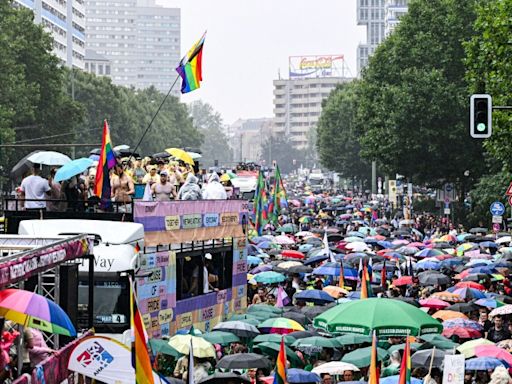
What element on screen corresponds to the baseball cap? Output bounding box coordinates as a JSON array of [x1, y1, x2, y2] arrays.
[[205, 253, 213, 260]]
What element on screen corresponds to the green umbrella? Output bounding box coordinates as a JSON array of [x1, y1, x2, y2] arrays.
[[292, 336, 341, 349], [149, 339, 181, 358], [238, 318, 260, 326], [253, 342, 303, 368], [342, 346, 390, 368], [313, 298, 443, 337], [248, 304, 284, 315], [253, 334, 296, 345], [230, 314, 259, 321], [276, 224, 299, 234], [388, 342, 423, 355], [201, 331, 240, 345], [252, 271, 286, 284], [418, 334, 459, 350], [335, 334, 372, 346]]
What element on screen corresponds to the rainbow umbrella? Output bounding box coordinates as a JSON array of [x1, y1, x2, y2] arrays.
[[258, 317, 305, 334], [0, 289, 76, 336]]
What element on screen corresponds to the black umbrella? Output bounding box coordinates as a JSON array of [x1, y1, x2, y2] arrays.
[[197, 373, 250, 384], [462, 274, 490, 283], [217, 353, 271, 369], [282, 311, 308, 326], [10, 150, 41, 179], [152, 151, 171, 158], [288, 265, 314, 274], [411, 349, 446, 368], [288, 330, 319, 339], [390, 297, 420, 307], [446, 302, 479, 313], [469, 227, 488, 234], [418, 272, 451, 286]]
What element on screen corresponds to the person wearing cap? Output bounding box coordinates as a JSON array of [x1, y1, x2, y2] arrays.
[[151, 170, 176, 201], [204, 253, 218, 293]]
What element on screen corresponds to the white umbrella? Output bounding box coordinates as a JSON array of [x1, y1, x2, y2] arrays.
[[496, 236, 512, 245], [113, 144, 130, 151], [295, 231, 314, 238], [188, 151, 202, 159], [345, 242, 370, 252], [275, 235, 295, 245], [28, 151, 71, 166], [311, 361, 360, 374], [168, 334, 215, 358], [490, 305, 512, 318]]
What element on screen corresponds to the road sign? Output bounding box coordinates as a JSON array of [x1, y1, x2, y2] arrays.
[[444, 208, 451, 215], [493, 223, 501, 233], [509, 196, 512, 206], [490, 201, 505, 216], [506, 182, 512, 196], [492, 215, 503, 224]]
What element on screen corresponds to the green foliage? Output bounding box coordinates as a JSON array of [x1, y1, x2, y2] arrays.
[[465, 0, 512, 170], [353, 0, 485, 185], [316, 82, 370, 182], [188, 101, 232, 167], [260, 135, 303, 174]]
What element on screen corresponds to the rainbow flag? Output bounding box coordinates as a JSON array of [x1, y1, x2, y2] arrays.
[[176, 32, 206, 93], [368, 331, 380, 384], [360, 263, 373, 299], [254, 170, 269, 235], [339, 259, 345, 289], [273, 337, 287, 384], [130, 278, 155, 384], [271, 165, 288, 223], [94, 120, 116, 208], [381, 260, 387, 289], [398, 336, 412, 384]]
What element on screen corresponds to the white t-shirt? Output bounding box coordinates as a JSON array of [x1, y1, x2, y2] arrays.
[[20, 175, 50, 209], [204, 266, 210, 293]]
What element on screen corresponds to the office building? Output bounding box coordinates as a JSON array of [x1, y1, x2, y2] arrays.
[[85, 0, 180, 95], [13, 0, 86, 69], [84, 49, 111, 76], [385, 0, 409, 35], [356, 0, 386, 74]]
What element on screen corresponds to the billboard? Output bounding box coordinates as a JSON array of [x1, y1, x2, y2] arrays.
[[289, 55, 346, 78]]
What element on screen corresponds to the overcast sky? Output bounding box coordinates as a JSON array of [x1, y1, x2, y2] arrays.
[[157, 0, 366, 125]]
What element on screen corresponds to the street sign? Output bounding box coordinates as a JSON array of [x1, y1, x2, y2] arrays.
[[506, 182, 512, 196], [490, 201, 505, 216], [493, 223, 500, 233], [509, 195, 512, 206], [492, 215, 503, 224], [444, 208, 451, 215]]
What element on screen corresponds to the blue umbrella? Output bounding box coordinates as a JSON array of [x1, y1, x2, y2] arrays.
[[304, 255, 329, 266], [250, 264, 272, 274], [299, 244, 314, 253], [380, 375, 423, 384], [258, 241, 273, 250], [252, 271, 286, 284], [246, 244, 260, 255], [465, 357, 506, 370], [479, 241, 498, 249], [312, 262, 340, 276], [88, 154, 100, 161], [247, 256, 262, 266], [54, 158, 94, 182], [468, 266, 498, 274], [294, 290, 335, 305], [287, 368, 321, 383], [447, 287, 486, 299], [475, 298, 504, 308], [440, 259, 464, 268], [415, 261, 441, 270], [377, 241, 393, 249], [252, 236, 268, 244]]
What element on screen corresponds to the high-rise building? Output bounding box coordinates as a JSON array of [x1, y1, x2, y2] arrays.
[[228, 118, 273, 163], [13, 0, 86, 69], [356, 0, 386, 74], [385, 0, 409, 36], [85, 0, 180, 95]]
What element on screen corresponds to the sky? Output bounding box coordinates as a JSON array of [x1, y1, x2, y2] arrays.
[[157, 0, 366, 125]]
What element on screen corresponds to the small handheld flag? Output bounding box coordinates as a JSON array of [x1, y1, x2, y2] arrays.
[[398, 335, 412, 384], [176, 32, 206, 94], [339, 259, 345, 289], [94, 120, 116, 209]]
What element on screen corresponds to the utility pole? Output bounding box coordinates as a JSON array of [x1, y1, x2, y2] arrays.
[[371, 161, 377, 195]]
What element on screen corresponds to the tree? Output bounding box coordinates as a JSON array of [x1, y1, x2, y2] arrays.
[[465, 0, 512, 170], [354, 0, 485, 185], [316, 82, 370, 182], [188, 101, 232, 167], [260, 135, 303, 174]]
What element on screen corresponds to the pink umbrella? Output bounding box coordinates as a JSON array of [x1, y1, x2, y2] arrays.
[[419, 298, 450, 310], [475, 345, 512, 366]]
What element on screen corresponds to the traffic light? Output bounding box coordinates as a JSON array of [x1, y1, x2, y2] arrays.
[[470, 94, 492, 138]]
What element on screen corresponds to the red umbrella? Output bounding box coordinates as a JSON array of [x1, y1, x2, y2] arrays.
[[455, 281, 485, 291], [419, 298, 450, 310], [442, 327, 481, 339], [393, 276, 413, 286], [281, 250, 305, 260]]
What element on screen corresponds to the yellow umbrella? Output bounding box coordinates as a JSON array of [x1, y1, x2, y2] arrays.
[[167, 334, 215, 358], [165, 148, 195, 165]]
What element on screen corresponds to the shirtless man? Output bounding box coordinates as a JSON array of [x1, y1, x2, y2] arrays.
[[151, 171, 176, 201], [111, 163, 134, 210]]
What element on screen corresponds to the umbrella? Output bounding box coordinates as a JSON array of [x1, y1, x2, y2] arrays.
[[296, 231, 314, 237], [165, 148, 194, 165], [342, 346, 389, 368], [220, 173, 236, 182], [288, 330, 319, 339], [288, 265, 314, 274], [248, 256, 263, 266], [294, 290, 335, 305], [443, 318, 483, 331], [313, 298, 443, 336], [287, 369, 321, 384], [276, 224, 299, 234], [0, 289, 76, 336], [277, 261, 303, 270], [253, 334, 296, 345], [282, 250, 306, 260], [419, 335, 459, 350], [380, 376, 423, 384], [345, 242, 370, 252], [475, 345, 512, 366], [10, 150, 41, 179], [275, 235, 295, 245], [335, 334, 372, 346], [418, 272, 451, 286], [442, 327, 481, 339], [432, 310, 467, 321], [167, 334, 215, 357], [430, 292, 464, 303], [149, 339, 181, 358], [447, 287, 486, 300], [475, 298, 505, 309], [197, 373, 250, 384], [457, 338, 495, 358], [253, 342, 303, 367], [213, 321, 260, 338], [455, 281, 485, 290], [252, 271, 286, 284], [489, 305, 512, 318], [283, 311, 308, 326], [388, 343, 422, 355], [323, 286, 349, 299], [27, 151, 71, 166], [200, 331, 240, 345], [292, 336, 341, 349], [392, 276, 413, 286], [415, 249, 445, 258], [217, 353, 271, 369], [419, 298, 450, 310], [311, 361, 360, 375], [465, 357, 506, 371], [411, 349, 445, 368], [312, 262, 340, 276], [259, 317, 305, 334], [248, 304, 284, 315], [445, 302, 479, 313]]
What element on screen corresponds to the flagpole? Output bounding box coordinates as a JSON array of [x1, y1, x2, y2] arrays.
[[128, 74, 181, 163]]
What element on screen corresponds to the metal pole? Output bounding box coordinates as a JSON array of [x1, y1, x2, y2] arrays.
[[371, 161, 377, 195], [88, 253, 94, 329]]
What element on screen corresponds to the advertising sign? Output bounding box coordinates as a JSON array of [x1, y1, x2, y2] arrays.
[[289, 55, 345, 78]]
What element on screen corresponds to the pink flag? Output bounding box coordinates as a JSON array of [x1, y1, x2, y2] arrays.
[[276, 286, 290, 308]]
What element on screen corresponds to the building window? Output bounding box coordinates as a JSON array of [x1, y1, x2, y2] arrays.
[[85, 62, 89, 71], [105, 65, 111, 75], [90, 63, 96, 72], [98, 64, 103, 75]]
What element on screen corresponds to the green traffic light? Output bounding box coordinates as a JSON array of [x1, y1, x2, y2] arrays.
[[477, 123, 486, 132]]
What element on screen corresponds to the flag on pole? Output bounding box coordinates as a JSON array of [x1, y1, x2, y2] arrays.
[[398, 336, 412, 384], [130, 277, 155, 384], [254, 170, 269, 235], [323, 232, 336, 263], [176, 32, 206, 94], [276, 286, 290, 308], [94, 120, 116, 209], [369, 257, 374, 282], [273, 337, 287, 384], [339, 259, 345, 289], [188, 338, 195, 384], [360, 263, 373, 299], [272, 165, 288, 221], [368, 331, 380, 384]]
